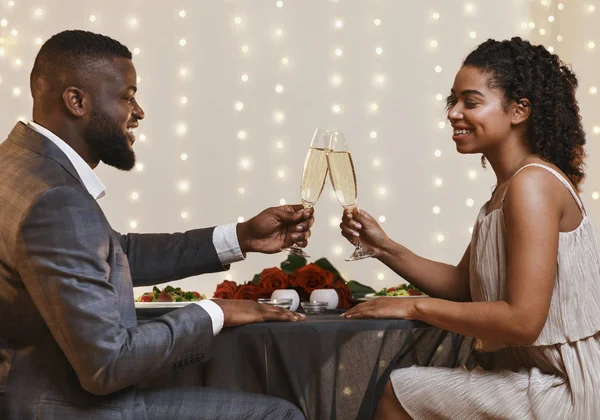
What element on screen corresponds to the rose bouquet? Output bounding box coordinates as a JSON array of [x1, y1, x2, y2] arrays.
[[213, 255, 375, 309]]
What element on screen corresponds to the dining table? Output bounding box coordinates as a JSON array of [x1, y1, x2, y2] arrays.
[[139, 307, 474, 420]]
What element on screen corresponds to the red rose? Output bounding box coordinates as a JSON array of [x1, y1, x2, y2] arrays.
[[251, 287, 273, 301], [233, 284, 260, 300], [294, 264, 335, 294], [213, 280, 238, 299], [257, 267, 289, 291]]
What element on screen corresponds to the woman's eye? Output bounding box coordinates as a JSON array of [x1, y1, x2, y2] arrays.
[[465, 101, 478, 108]]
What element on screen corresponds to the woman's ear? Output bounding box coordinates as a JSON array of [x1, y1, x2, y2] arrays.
[[511, 98, 531, 125]]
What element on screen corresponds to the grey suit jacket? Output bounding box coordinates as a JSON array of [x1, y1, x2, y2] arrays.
[[0, 122, 228, 419]]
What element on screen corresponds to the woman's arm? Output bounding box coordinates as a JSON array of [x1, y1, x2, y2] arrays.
[[343, 167, 561, 345], [341, 211, 471, 301]]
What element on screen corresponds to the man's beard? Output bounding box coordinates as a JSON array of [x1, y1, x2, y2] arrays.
[[84, 109, 136, 171]]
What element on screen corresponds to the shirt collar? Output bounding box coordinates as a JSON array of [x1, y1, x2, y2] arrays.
[[28, 121, 106, 200]]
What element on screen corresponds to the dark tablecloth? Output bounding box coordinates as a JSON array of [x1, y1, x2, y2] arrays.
[[143, 311, 473, 420]]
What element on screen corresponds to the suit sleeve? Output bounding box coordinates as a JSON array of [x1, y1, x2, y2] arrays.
[[114, 227, 228, 287], [15, 187, 215, 395]]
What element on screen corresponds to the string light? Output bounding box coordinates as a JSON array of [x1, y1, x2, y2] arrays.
[[275, 84, 284, 93], [234, 101, 244, 111], [432, 12, 440, 20], [377, 273, 385, 280], [335, 48, 343, 57], [180, 153, 188, 161], [373, 18, 381, 26], [589, 5, 596, 12], [179, 39, 186, 47], [469, 31, 477, 39], [468, 170, 477, 179], [592, 192, 600, 200], [432, 206, 441, 214], [241, 73, 249, 82], [370, 131, 378, 139], [590, 86, 598, 95], [238, 187, 245, 195], [436, 93, 443, 101], [130, 220, 138, 229], [334, 19, 343, 29], [237, 130, 247, 140], [135, 163, 144, 172], [279, 198, 286, 205], [240, 158, 251, 169], [181, 212, 188, 220], [434, 65, 442, 73], [332, 104, 341, 114], [273, 111, 285, 122], [375, 46, 383, 55], [466, 198, 474, 207], [276, 0, 284, 7], [178, 180, 190, 192], [178, 10, 186, 18], [434, 149, 442, 157], [434, 178, 443, 187], [437, 234, 445, 242], [378, 216, 386, 223]]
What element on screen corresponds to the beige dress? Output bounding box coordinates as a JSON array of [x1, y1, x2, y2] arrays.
[[391, 163, 600, 419]]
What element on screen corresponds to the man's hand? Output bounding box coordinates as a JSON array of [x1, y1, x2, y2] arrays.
[[213, 299, 305, 327], [236, 204, 314, 255]]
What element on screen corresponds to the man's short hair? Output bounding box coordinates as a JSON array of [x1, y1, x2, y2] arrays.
[[30, 30, 132, 99]]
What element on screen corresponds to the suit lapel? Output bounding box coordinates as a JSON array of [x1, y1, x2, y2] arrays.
[[5, 122, 85, 187]]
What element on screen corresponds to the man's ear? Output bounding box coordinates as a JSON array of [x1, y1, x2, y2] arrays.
[[62, 86, 90, 118], [511, 98, 531, 125]]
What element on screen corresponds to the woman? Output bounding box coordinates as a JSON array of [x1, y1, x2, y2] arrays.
[[340, 37, 600, 419]]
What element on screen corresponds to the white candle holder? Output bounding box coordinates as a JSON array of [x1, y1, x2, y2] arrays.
[[271, 289, 300, 311], [309, 289, 339, 309]]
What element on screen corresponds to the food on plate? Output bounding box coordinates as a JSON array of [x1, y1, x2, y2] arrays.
[[374, 283, 424, 297], [136, 285, 206, 302]]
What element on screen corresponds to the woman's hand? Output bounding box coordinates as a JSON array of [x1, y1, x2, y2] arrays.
[[339, 209, 390, 258], [340, 297, 424, 320]]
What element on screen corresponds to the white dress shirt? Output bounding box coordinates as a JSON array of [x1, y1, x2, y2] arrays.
[[28, 121, 241, 336]]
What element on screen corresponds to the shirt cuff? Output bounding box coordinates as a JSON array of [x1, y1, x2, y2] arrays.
[[213, 223, 245, 265], [194, 299, 224, 336]]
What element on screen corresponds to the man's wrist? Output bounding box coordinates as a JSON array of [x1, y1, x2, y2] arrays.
[[236, 222, 251, 255]]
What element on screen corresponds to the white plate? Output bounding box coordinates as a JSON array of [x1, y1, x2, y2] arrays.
[[363, 293, 428, 300], [134, 301, 193, 309]]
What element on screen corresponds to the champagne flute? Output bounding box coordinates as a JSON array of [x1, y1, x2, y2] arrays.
[[283, 128, 331, 257], [326, 130, 375, 261]]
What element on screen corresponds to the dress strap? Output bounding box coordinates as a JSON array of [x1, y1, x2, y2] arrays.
[[501, 163, 585, 216]]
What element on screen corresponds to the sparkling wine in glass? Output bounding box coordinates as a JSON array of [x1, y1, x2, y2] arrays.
[[283, 128, 330, 258], [327, 130, 375, 261]]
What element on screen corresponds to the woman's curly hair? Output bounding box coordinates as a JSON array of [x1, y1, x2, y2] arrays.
[[462, 37, 586, 190]]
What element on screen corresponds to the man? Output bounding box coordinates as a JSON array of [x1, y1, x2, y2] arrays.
[[0, 30, 312, 419]]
